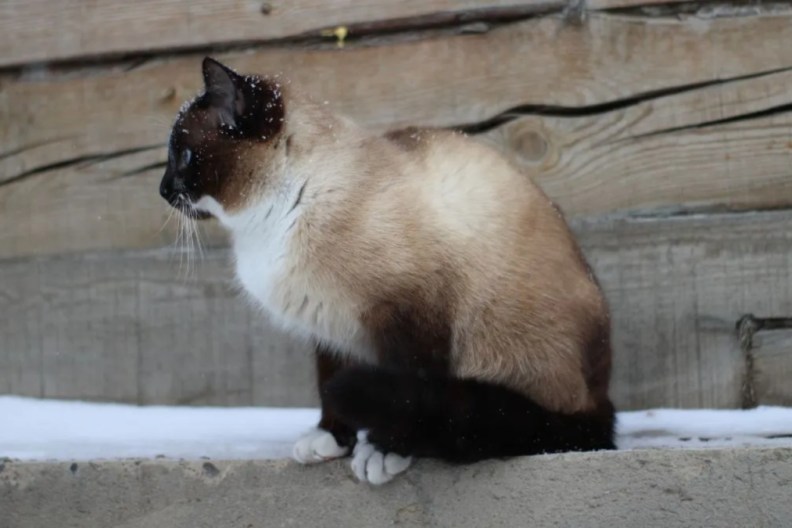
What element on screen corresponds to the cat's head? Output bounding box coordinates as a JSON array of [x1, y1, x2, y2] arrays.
[[159, 57, 287, 219]]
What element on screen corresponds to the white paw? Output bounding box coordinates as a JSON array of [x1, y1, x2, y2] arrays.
[[292, 428, 349, 464], [351, 431, 412, 485]]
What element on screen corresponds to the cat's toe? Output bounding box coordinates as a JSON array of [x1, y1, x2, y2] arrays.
[[351, 431, 412, 485], [292, 428, 348, 464]]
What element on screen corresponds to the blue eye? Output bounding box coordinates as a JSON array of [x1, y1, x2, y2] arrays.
[[180, 148, 192, 167]]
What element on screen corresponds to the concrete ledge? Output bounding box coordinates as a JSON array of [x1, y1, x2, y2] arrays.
[[2, 448, 791, 527]]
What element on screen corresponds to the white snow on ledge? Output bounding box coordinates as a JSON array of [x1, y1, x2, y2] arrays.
[[1, 396, 791, 462]]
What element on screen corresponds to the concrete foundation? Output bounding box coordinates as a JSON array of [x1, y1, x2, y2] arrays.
[[2, 447, 791, 527]]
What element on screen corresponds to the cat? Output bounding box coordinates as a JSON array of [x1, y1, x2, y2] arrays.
[[160, 57, 616, 485]]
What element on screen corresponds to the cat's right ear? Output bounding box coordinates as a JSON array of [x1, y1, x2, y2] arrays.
[[202, 57, 243, 128]]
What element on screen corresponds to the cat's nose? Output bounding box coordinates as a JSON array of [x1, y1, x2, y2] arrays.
[[159, 176, 174, 202], [159, 171, 180, 205]]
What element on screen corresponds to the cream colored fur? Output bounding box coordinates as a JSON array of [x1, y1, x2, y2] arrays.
[[193, 95, 605, 415]]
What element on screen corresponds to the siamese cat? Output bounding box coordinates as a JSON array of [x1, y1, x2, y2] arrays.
[[160, 57, 615, 485]]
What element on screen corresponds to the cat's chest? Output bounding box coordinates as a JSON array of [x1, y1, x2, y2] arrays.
[[231, 227, 370, 355], [233, 230, 291, 311]]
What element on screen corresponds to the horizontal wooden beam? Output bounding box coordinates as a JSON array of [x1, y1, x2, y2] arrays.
[[2, 15, 792, 259], [578, 210, 792, 409], [479, 69, 792, 216], [3, 210, 791, 410], [0, 0, 707, 68], [0, 0, 557, 68], [0, 249, 317, 407]]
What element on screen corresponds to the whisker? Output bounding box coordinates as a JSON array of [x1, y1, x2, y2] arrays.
[[192, 215, 205, 260], [177, 206, 186, 279], [158, 203, 177, 235]]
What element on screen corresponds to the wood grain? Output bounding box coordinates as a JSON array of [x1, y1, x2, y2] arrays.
[[752, 329, 792, 406], [0, 0, 709, 68], [0, 0, 562, 68], [3, 210, 792, 409], [2, 15, 792, 259], [579, 210, 792, 409], [0, 249, 317, 407], [480, 69, 792, 216]]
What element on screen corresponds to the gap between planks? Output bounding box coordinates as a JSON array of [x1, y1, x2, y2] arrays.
[[1, 0, 790, 71]]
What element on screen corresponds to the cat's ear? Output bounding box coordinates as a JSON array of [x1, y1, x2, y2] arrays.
[[200, 56, 285, 140], [202, 57, 244, 128]]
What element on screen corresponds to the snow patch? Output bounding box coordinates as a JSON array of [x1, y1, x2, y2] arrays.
[[1, 396, 790, 462]]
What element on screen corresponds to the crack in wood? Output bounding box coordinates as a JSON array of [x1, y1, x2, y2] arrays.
[[0, 4, 567, 75], [0, 137, 73, 162], [737, 314, 792, 409], [745, 316, 792, 332], [0, 144, 163, 188], [121, 160, 168, 177], [626, 101, 792, 141], [305, 2, 567, 40], [453, 65, 792, 134], [737, 315, 760, 409], [4, 0, 788, 74], [606, 0, 792, 18]]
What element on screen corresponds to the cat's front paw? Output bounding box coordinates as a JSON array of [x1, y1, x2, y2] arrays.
[[351, 431, 412, 485], [293, 428, 349, 464]]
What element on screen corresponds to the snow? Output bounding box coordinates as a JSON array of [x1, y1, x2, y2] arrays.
[[1, 396, 791, 462], [0, 397, 318, 461]]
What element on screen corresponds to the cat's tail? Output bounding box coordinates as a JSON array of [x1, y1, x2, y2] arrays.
[[322, 365, 616, 463]]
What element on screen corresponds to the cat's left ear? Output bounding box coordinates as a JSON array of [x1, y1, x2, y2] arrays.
[[201, 57, 284, 140], [202, 57, 245, 128]]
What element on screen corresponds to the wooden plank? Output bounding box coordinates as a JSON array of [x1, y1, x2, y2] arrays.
[[577, 211, 792, 409], [3, 210, 792, 409], [0, 0, 561, 68], [0, 249, 317, 407], [0, 0, 709, 68], [752, 329, 792, 406], [2, 14, 792, 258], [480, 69, 792, 216]]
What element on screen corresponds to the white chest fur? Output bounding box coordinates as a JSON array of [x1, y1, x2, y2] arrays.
[[227, 198, 373, 359]]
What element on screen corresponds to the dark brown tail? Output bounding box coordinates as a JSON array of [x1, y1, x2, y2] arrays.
[[323, 365, 616, 463]]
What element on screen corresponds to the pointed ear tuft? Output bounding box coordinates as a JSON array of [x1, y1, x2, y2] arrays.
[[201, 57, 242, 127], [198, 57, 285, 141]]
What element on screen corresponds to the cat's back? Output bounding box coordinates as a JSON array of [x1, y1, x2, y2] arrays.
[[381, 127, 566, 253]]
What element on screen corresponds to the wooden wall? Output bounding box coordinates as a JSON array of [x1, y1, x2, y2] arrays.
[[1, 0, 792, 409]]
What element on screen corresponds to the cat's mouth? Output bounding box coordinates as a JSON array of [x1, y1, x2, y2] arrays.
[[170, 195, 212, 220]]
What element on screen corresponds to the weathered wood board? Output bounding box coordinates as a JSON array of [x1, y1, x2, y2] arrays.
[[3, 210, 791, 410], [2, 14, 792, 259], [0, 250, 317, 407], [752, 329, 792, 406], [0, 0, 557, 68], [579, 211, 792, 409], [0, 0, 693, 68]]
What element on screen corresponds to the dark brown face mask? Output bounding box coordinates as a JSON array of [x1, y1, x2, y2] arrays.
[[159, 57, 285, 218]]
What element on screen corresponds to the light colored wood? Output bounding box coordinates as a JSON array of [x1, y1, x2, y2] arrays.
[[0, 0, 561, 68], [0, 0, 711, 68], [752, 329, 792, 406], [0, 249, 318, 407], [3, 210, 792, 409], [480, 69, 792, 216], [575, 210, 792, 409], [2, 15, 792, 259]]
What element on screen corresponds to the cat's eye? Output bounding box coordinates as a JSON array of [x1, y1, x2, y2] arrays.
[[180, 148, 192, 167]]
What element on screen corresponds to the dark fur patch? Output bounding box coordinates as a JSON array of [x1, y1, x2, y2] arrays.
[[315, 345, 359, 448], [384, 127, 427, 151], [363, 297, 452, 375], [323, 365, 616, 462], [160, 58, 286, 213], [581, 315, 614, 405], [288, 180, 307, 214]]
